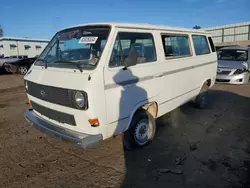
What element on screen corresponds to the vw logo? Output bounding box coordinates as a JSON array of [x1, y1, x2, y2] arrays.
[[40, 90, 46, 97]]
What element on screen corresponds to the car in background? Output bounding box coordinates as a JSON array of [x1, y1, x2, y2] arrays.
[[216, 46, 250, 84], [4, 57, 36, 75], [0, 55, 28, 69]]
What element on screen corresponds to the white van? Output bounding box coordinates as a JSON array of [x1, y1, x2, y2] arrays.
[[24, 23, 217, 149]]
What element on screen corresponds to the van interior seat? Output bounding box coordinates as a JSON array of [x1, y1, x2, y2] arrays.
[[131, 43, 144, 57], [131, 43, 147, 63], [165, 45, 174, 56]]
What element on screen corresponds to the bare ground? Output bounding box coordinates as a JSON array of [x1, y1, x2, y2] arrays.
[[0, 74, 250, 188]]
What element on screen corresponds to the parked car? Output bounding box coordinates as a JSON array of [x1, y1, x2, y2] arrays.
[[0, 57, 17, 69], [0, 55, 28, 69], [4, 57, 36, 75], [216, 46, 250, 84]]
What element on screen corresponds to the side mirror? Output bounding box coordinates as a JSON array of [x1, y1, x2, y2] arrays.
[[124, 50, 138, 68]]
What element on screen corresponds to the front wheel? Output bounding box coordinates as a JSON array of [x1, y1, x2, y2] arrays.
[[18, 66, 28, 75], [123, 110, 156, 150]]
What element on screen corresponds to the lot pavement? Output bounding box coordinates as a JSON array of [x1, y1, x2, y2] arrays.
[[0, 74, 250, 188]]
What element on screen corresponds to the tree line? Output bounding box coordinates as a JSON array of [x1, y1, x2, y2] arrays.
[[0, 25, 3, 37], [193, 25, 201, 29]]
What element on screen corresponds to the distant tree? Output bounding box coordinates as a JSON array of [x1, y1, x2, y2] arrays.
[[0, 25, 3, 37], [193, 25, 201, 29]]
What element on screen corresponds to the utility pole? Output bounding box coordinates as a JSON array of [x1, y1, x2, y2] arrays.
[[16, 40, 19, 56]]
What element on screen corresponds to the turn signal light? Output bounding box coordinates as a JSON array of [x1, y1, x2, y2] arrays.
[[88, 118, 99, 127], [27, 97, 31, 105]]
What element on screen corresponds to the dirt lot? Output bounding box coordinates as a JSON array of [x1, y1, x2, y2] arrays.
[[0, 73, 250, 188]]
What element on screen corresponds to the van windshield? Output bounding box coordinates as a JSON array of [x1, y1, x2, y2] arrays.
[[218, 49, 248, 61], [35, 26, 111, 70]]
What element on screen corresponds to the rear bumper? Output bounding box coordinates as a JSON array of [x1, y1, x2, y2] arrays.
[[216, 72, 249, 84], [24, 109, 103, 148]]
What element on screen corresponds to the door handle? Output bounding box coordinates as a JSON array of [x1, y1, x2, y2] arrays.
[[154, 73, 163, 78]]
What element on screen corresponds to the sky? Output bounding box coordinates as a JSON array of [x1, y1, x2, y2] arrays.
[[0, 0, 249, 39]]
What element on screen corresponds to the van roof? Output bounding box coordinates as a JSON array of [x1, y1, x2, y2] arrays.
[[60, 22, 210, 35]]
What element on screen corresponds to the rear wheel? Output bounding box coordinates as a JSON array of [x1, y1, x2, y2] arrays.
[[18, 66, 28, 75], [123, 109, 156, 150], [194, 84, 209, 109]]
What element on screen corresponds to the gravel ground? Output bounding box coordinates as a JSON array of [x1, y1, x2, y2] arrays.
[[0, 73, 250, 188]]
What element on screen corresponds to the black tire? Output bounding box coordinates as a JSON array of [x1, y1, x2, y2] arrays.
[[194, 84, 209, 109], [123, 109, 156, 150]]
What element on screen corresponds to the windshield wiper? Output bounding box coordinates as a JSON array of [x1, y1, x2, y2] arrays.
[[53, 60, 83, 73], [36, 59, 49, 69]]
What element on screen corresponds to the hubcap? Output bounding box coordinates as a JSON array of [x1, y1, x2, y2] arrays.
[[19, 67, 28, 75], [134, 119, 150, 145]]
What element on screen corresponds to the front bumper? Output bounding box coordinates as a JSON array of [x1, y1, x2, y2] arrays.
[[216, 72, 249, 84], [4, 64, 17, 73], [24, 109, 103, 148]]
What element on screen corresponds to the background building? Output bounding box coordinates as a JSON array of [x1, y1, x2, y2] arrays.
[[203, 22, 250, 49], [0, 37, 49, 58]]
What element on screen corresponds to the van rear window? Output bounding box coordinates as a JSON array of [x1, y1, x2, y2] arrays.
[[161, 35, 191, 58], [208, 37, 216, 52], [192, 35, 210, 55]]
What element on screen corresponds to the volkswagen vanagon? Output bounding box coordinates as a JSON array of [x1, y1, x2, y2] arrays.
[[24, 23, 217, 149]]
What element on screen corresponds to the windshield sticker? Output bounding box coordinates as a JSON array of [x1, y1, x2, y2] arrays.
[[79, 37, 98, 44], [237, 50, 246, 53]]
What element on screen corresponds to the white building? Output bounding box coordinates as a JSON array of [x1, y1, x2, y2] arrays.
[[203, 22, 250, 48], [0, 37, 49, 58]]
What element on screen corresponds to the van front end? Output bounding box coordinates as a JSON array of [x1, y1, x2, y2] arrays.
[[24, 76, 103, 148], [23, 24, 112, 148]]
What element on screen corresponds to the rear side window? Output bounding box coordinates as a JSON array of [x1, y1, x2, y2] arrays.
[[208, 37, 216, 52], [192, 35, 210, 55], [162, 35, 191, 58], [109, 32, 156, 67]]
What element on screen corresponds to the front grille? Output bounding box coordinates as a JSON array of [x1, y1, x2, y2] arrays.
[[217, 71, 231, 75], [27, 81, 73, 108], [216, 79, 230, 83], [31, 101, 76, 126]]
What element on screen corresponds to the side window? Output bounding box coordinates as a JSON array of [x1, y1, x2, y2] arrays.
[[109, 32, 156, 67], [161, 35, 191, 58], [100, 39, 107, 50], [208, 37, 216, 52], [192, 35, 210, 55]]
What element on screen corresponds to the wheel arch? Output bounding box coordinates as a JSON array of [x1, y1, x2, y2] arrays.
[[206, 79, 212, 88], [125, 100, 158, 132], [198, 78, 212, 93]]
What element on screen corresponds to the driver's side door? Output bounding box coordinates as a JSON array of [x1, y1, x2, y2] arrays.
[[104, 30, 162, 135]]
